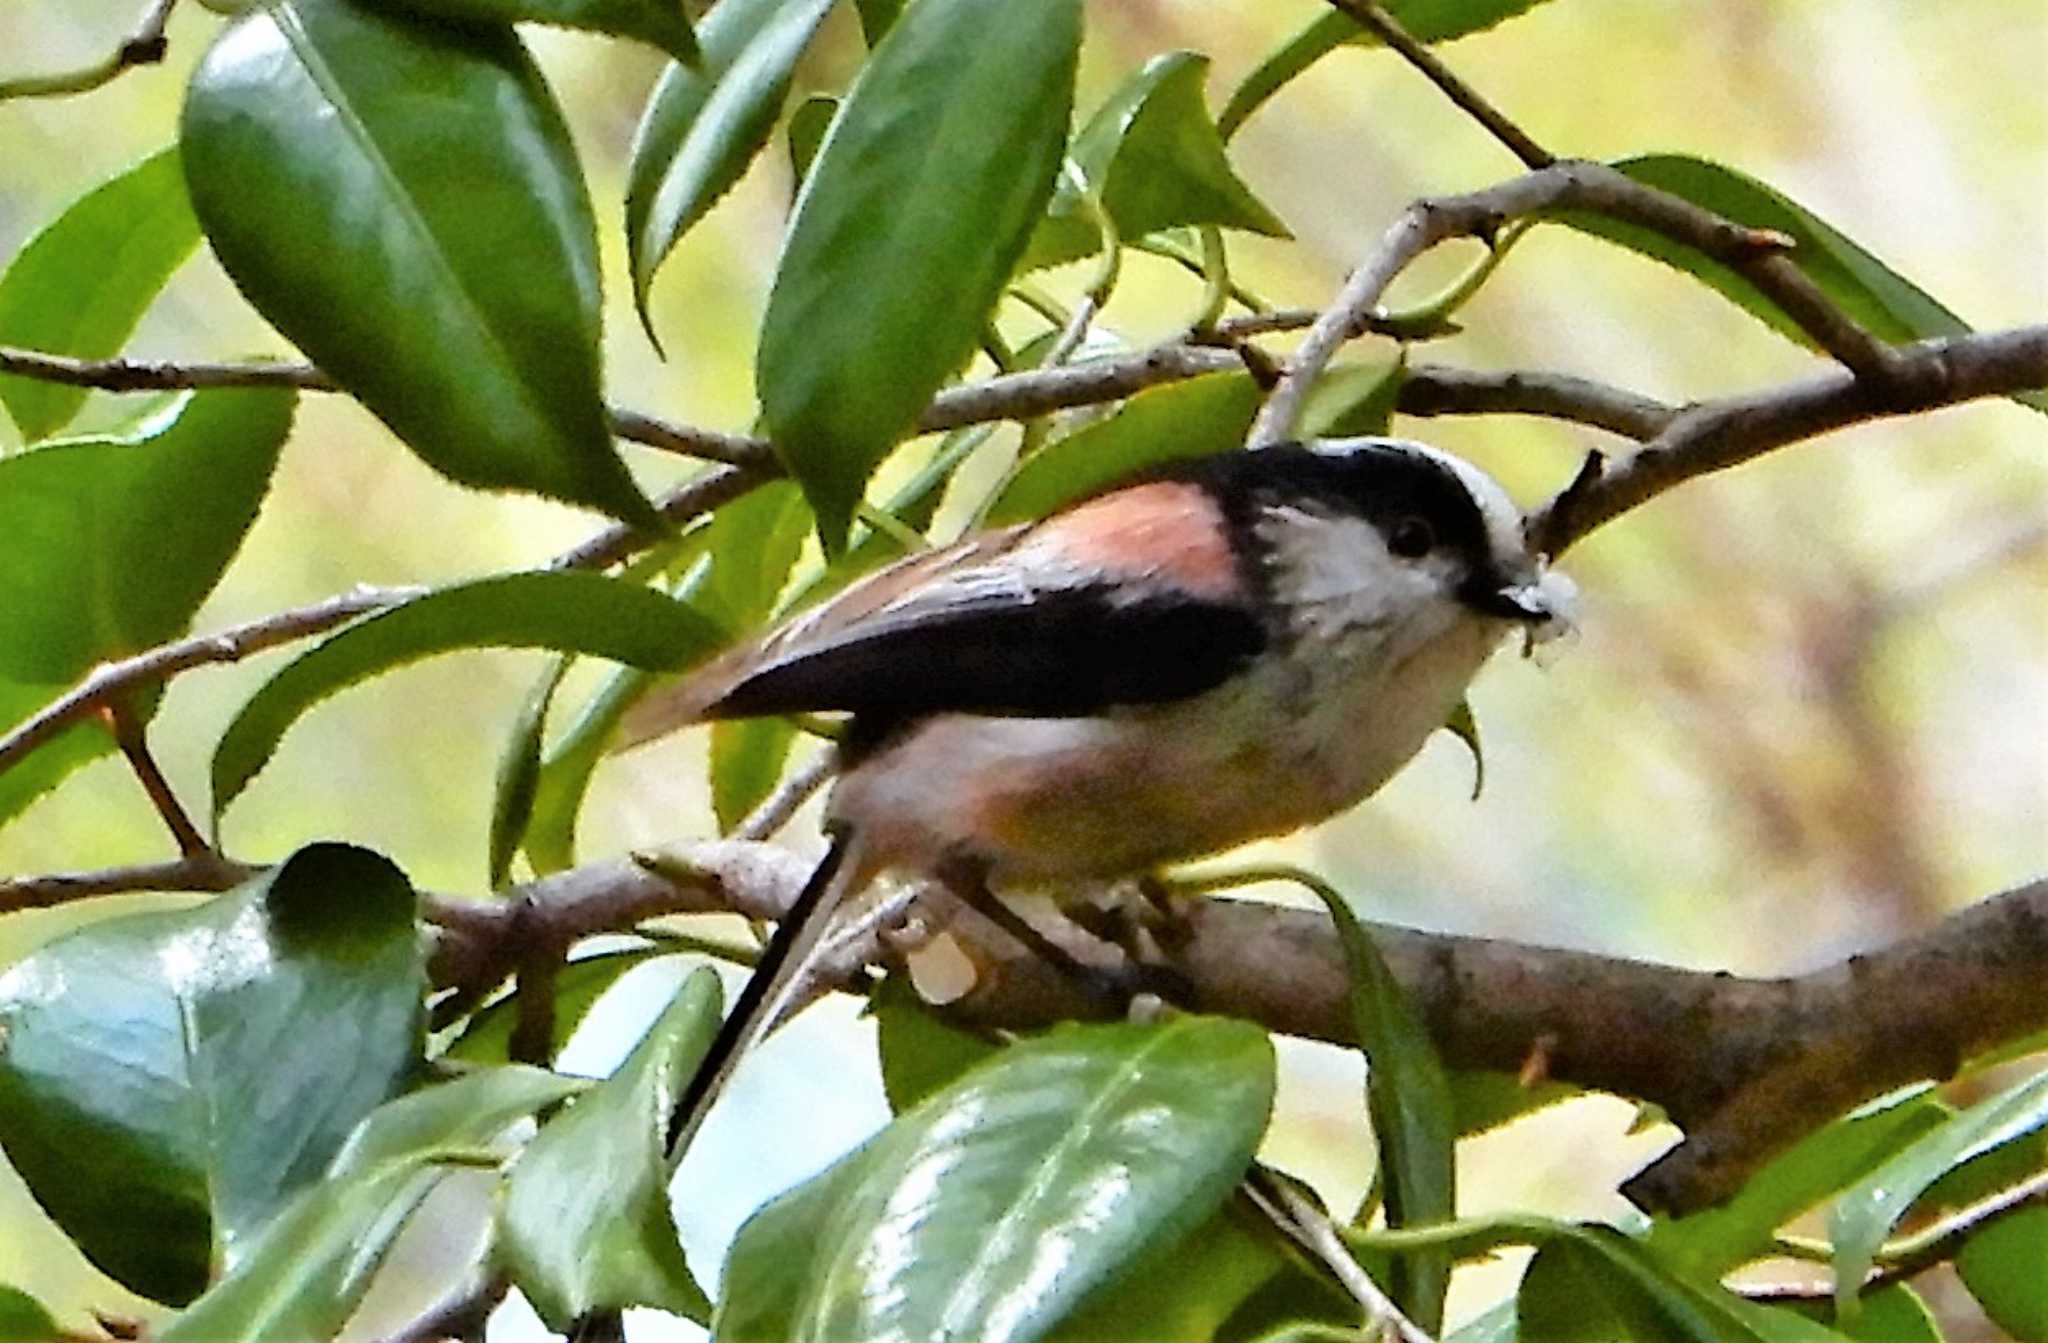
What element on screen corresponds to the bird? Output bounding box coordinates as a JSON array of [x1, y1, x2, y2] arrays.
[[613, 436, 1575, 1154]]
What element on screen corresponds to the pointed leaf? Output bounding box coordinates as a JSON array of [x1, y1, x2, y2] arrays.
[[1219, 1, 1559, 140], [716, 1139, 879, 1343], [1026, 51, 1288, 272], [1442, 699, 1485, 801], [0, 679, 116, 832], [181, 0, 657, 523], [626, 0, 839, 333], [0, 1288, 57, 1343], [1561, 155, 2047, 414], [210, 571, 725, 820], [850, 0, 900, 45], [1447, 1069, 1577, 1138], [0, 845, 423, 1303], [787, 95, 838, 185], [758, 0, 1080, 550], [777, 1017, 1274, 1342], [0, 147, 200, 443], [524, 663, 656, 872], [711, 717, 798, 833], [359, 0, 697, 62], [331, 1064, 586, 1175], [0, 389, 292, 682], [497, 968, 723, 1328], [1319, 886, 1455, 1334], [489, 657, 568, 888], [158, 1154, 440, 1342], [1831, 1066, 2048, 1318]]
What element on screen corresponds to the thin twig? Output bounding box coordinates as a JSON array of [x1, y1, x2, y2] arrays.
[[1399, 365, 1676, 440], [104, 703, 207, 857], [1244, 1167, 1437, 1343], [1321, 0, 1552, 171], [0, 585, 423, 778], [1528, 324, 2048, 556], [1248, 159, 1903, 448], [0, 853, 257, 913], [734, 748, 838, 842], [0, 0, 178, 101]]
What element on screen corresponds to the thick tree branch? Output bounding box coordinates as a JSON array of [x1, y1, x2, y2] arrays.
[[1528, 324, 2048, 556], [416, 839, 2048, 1217], [0, 0, 176, 101]]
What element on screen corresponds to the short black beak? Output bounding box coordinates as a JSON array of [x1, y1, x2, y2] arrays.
[[1460, 574, 1554, 623]]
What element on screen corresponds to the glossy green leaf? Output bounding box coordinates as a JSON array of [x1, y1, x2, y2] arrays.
[[158, 1154, 438, 1341], [757, 0, 1080, 551], [984, 372, 1261, 525], [0, 389, 291, 682], [1561, 156, 2048, 414], [710, 717, 797, 833], [1320, 886, 1455, 1333], [626, 0, 838, 335], [0, 1287, 58, 1343], [1958, 1203, 2048, 1340], [331, 1064, 585, 1174], [693, 478, 812, 630], [1050, 1198, 1317, 1342], [871, 972, 1000, 1113], [758, 1016, 1274, 1342], [497, 968, 723, 1328], [716, 1139, 879, 1343], [182, 0, 657, 524], [0, 845, 422, 1303], [0, 148, 200, 443], [1306, 356, 1405, 439], [1026, 51, 1288, 272], [1219, 1, 1558, 139], [211, 571, 725, 820], [787, 95, 837, 184], [1651, 1087, 1945, 1279], [359, 0, 697, 62], [1831, 1066, 2048, 1318]]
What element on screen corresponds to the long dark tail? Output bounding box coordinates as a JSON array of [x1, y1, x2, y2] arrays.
[[665, 827, 857, 1158]]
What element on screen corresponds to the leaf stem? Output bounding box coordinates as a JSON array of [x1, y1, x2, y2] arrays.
[[103, 699, 208, 857], [0, 0, 178, 101]]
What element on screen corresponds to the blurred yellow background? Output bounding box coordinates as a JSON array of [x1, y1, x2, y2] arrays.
[[2, 0, 2043, 1336]]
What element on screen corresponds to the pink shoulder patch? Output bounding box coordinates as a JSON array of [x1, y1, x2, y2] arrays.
[[1037, 481, 1244, 600]]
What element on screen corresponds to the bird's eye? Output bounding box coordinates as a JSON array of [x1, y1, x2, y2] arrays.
[[1388, 516, 1435, 559]]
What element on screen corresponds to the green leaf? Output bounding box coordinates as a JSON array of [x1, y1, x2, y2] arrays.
[[489, 658, 569, 888], [626, 0, 839, 336], [1304, 355, 1405, 439], [498, 969, 723, 1327], [158, 1154, 439, 1341], [1650, 1087, 1946, 1279], [1218, 1, 1558, 140], [780, 425, 985, 610], [181, 0, 657, 524], [1025, 51, 1288, 272], [449, 948, 675, 1063], [331, 1064, 585, 1174], [716, 1139, 880, 1343], [524, 663, 656, 872], [787, 95, 837, 185], [1319, 886, 1455, 1333], [748, 1017, 1274, 1342], [0, 389, 291, 682], [693, 478, 813, 630], [1774, 1284, 1944, 1343], [1958, 1203, 2048, 1341], [0, 679, 114, 832], [210, 571, 725, 820], [757, 0, 1080, 550], [0, 1287, 58, 1343], [1442, 699, 1485, 801], [0, 845, 422, 1303], [1831, 1067, 2048, 1318], [0, 147, 200, 444], [850, 0, 900, 45], [711, 717, 798, 833], [984, 372, 1262, 525], [870, 972, 1000, 1113], [1561, 155, 2048, 414], [358, 0, 698, 62]]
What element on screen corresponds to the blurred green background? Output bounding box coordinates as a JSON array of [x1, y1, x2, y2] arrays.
[[1, 0, 2042, 1336]]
